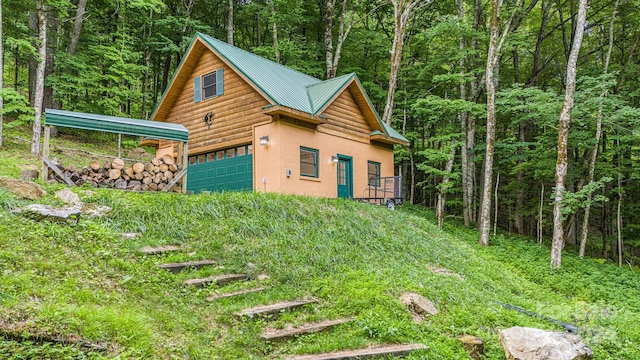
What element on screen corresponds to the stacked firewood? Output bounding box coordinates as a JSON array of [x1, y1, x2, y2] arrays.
[[49, 155, 183, 192]]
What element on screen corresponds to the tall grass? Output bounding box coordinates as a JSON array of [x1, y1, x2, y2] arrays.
[[0, 189, 638, 359]]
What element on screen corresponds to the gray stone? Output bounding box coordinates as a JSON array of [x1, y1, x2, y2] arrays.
[[82, 204, 112, 218], [0, 177, 47, 200], [499, 326, 593, 360], [18, 204, 82, 223], [400, 292, 438, 323], [121, 232, 141, 240], [55, 188, 81, 205]]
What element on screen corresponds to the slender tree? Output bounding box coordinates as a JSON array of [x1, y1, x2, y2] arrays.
[[68, 0, 87, 55], [324, 0, 361, 79], [551, 0, 588, 268], [228, 0, 234, 45], [382, 0, 425, 125], [579, 0, 619, 258], [31, 1, 47, 156]]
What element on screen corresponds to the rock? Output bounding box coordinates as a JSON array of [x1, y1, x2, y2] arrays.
[[399, 292, 438, 323], [0, 177, 47, 200], [81, 190, 97, 197], [82, 204, 112, 218], [121, 232, 141, 240], [499, 327, 593, 360], [459, 335, 484, 360], [426, 264, 464, 280], [19, 169, 39, 181], [55, 188, 81, 205], [18, 204, 82, 223], [131, 147, 147, 154]]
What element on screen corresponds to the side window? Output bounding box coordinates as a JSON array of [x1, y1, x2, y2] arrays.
[[300, 147, 319, 178], [368, 161, 380, 186]]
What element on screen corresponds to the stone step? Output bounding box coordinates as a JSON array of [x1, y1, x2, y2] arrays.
[[158, 260, 216, 273], [206, 287, 267, 301], [261, 318, 353, 341], [183, 274, 248, 287], [284, 343, 428, 360], [235, 299, 317, 318], [138, 245, 182, 255]]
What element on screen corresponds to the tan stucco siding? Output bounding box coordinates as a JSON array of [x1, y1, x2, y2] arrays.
[[162, 49, 271, 155], [318, 88, 372, 143], [253, 121, 394, 197]]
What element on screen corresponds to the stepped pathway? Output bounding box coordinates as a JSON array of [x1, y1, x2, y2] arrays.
[[235, 299, 317, 318], [284, 343, 428, 360], [138, 245, 182, 255], [136, 243, 427, 359], [206, 287, 267, 301], [184, 274, 248, 287], [158, 259, 217, 273], [261, 318, 353, 341]]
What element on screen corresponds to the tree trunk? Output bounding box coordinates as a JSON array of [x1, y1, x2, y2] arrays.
[[141, 10, 153, 119], [325, 0, 335, 78], [381, 0, 422, 125], [551, 0, 588, 268], [271, 2, 280, 64], [28, 11, 37, 106], [68, 0, 87, 55], [478, 0, 500, 247], [228, 0, 234, 45], [515, 123, 526, 235], [538, 182, 544, 244], [31, 3, 47, 156], [494, 172, 500, 236], [579, 0, 618, 258], [437, 140, 457, 229], [456, 0, 471, 227], [0, 0, 3, 147]]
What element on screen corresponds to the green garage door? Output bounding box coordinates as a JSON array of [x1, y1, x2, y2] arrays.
[[187, 145, 253, 194]]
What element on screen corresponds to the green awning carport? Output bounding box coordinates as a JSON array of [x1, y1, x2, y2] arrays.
[[42, 109, 190, 192]]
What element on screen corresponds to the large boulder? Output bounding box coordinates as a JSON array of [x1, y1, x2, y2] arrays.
[[499, 326, 593, 360], [18, 204, 82, 223], [0, 177, 47, 200]]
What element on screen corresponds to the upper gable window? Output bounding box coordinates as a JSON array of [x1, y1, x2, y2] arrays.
[[194, 68, 224, 103], [202, 72, 218, 100]]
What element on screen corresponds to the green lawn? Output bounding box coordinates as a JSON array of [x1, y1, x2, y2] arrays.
[[0, 128, 639, 359]]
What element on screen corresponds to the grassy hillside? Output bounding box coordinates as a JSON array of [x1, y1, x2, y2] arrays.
[[0, 128, 639, 359]]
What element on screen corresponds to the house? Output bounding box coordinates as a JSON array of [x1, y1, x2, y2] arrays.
[[147, 32, 408, 198]]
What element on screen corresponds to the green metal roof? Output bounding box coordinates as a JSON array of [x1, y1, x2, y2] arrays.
[[306, 73, 354, 114], [45, 109, 189, 142], [162, 33, 407, 144], [199, 33, 318, 113]]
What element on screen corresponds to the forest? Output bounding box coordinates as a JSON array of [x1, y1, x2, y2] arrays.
[[1, 0, 639, 269]]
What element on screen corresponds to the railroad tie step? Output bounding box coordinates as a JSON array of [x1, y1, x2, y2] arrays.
[[158, 260, 216, 273], [184, 274, 248, 287], [284, 343, 428, 360], [235, 299, 317, 318], [138, 245, 182, 255], [261, 318, 353, 341], [206, 287, 267, 301]]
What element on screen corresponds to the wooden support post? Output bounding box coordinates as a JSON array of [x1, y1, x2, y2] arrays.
[[41, 125, 51, 182], [180, 142, 188, 194]]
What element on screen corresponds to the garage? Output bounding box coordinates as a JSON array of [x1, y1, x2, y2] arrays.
[[187, 144, 253, 194]]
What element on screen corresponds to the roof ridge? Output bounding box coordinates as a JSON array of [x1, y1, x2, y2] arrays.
[[197, 32, 321, 84], [305, 73, 355, 90]]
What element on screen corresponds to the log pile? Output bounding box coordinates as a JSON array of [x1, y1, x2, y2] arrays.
[[48, 154, 183, 192]]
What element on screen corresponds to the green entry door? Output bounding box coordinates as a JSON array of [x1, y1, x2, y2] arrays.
[[337, 155, 353, 198], [187, 145, 253, 194]]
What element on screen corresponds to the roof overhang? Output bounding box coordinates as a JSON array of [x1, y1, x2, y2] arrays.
[[45, 109, 189, 142], [370, 133, 409, 146], [262, 105, 326, 125]]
